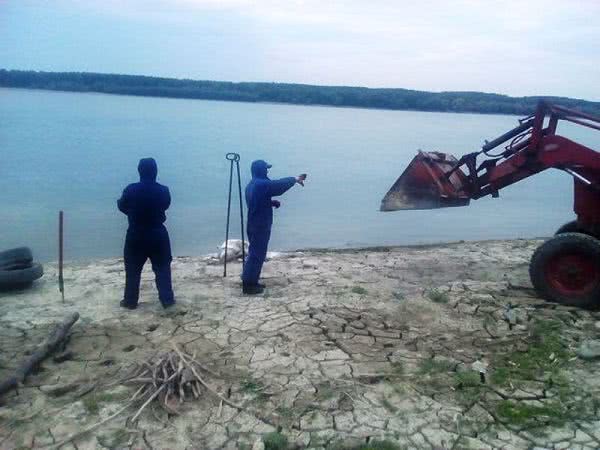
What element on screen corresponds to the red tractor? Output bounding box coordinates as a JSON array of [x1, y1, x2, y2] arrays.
[[381, 101, 600, 308]]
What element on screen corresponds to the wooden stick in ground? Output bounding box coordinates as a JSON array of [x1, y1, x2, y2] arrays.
[[0, 312, 80, 397], [58, 210, 65, 303]]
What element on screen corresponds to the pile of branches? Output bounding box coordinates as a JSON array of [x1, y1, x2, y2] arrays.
[[123, 345, 236, 422], [47, 344, 274, 448]]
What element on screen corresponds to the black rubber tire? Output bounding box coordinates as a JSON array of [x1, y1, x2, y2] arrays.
[[0, 262, 44, 290], [0, 247, 33, 268], [530, 233, 600, 308], [555, 220, 585, 236]]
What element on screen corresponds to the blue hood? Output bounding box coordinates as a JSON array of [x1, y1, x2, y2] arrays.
[[250, 160, 272, 179], [138, 158, 158, 182]]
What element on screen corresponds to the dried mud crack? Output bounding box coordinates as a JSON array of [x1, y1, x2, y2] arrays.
[[1, 239, 600, 449]]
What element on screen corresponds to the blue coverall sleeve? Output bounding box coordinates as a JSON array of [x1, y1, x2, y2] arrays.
[[267, 177, 296, 197], [162, 187, 171, 211], [117, 186, 131, 214]]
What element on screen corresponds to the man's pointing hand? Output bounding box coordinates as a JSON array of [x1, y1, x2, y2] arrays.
[[296, 174, 307, 186]]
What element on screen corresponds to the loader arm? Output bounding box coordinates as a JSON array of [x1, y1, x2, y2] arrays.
[[381, 101, 600, 231], [473, 135, 600, 199]]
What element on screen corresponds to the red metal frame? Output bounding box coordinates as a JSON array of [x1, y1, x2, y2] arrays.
[[451, 102, 600, 234], [379, 101, 600, 302]]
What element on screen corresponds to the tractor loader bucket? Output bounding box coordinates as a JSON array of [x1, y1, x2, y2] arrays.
[[380, 151, 471, 211]]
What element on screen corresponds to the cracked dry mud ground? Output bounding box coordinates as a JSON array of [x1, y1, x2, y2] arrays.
[[1, 239, 600, 450]]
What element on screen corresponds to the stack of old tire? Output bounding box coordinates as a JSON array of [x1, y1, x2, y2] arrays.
[[0, 247, 44, 291]]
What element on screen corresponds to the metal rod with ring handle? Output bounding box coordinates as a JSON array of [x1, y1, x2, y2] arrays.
[[223, 153, 245, 277]]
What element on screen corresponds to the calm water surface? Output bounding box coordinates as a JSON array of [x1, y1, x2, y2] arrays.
[[1, 88, 598, 262]]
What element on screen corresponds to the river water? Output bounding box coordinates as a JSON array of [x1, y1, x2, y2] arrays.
[[1, 88, 598, 261]]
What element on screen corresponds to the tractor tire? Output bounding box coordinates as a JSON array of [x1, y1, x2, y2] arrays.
[[555, 220, 600, 239], [0, 262, 43, 290], [0, 247, 33, 269], [530, 233, 600, 308], [555, 220, 584, 235]]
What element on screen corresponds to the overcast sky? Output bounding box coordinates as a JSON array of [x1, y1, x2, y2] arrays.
[[1, 0, 598, 100]]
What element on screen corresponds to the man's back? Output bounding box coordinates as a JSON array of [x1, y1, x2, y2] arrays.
[[118, 158, 171, 230], [118, 181, 170, 230]]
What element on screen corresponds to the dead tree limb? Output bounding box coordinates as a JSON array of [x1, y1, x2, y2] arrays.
[[0, 312, 80, 397]]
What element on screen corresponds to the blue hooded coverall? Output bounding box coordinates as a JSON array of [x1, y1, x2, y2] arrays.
[[241, 160, 296, 286], [117, 158, 175, 308]]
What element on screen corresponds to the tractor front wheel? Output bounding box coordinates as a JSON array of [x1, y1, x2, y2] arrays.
[[555, 220, 585, 236], [530, 232, 600, 308]]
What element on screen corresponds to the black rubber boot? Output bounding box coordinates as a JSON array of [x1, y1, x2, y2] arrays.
[[243, 283, 264, 295], [120, 300, 137, 310]]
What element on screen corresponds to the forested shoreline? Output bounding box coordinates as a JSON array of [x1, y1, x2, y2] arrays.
[[1, 69, 599, 116]]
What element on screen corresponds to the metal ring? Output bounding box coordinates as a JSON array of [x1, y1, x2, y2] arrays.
[[226, 153, 240, 161]]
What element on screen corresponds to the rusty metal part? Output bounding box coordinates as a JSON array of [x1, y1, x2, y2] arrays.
[[380, 151, 470, 211]]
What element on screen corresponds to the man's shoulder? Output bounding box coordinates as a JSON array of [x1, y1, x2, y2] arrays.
[[127, 181, 169, 190], [155, 182, 170, 192], [124, 182, 141, 192], [251, 178, 271, 188]]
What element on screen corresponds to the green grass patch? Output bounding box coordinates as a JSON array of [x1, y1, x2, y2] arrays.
[[418, 358, 455, 375], [380, 396, 398, 413], [263, 431, 289, 450], [455, 371, 482, 388], [240, 377, 270, 403], [352, 286, 368, 296], [240, 378, 264, 393], [81, 391, 128, 415], [275, 405, 297, 425], [416, 358, 457, 394], [315, 381, 337, 400], [426, 289, 450, 304], [392, 291, 405, 301], [390, 361, 405, 376], [490, 319, 568, 386], [82, 396, 100, 415], [408, 318, 592, 435], [495, 400, 568, 428], [487, 319, 597, 429], [454, 371, 484, 406], [333, 440, 405, 450]]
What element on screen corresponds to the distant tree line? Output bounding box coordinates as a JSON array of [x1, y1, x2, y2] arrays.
[[1, 69, 599, 116]]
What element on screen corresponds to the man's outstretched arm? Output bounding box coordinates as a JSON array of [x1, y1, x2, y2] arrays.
[[268, 174, 307, 197], [268, 177, 296, 197]]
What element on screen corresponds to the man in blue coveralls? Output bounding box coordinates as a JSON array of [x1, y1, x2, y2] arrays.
[[117, 158, 175, 310], [242, 160, 307, 294]]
